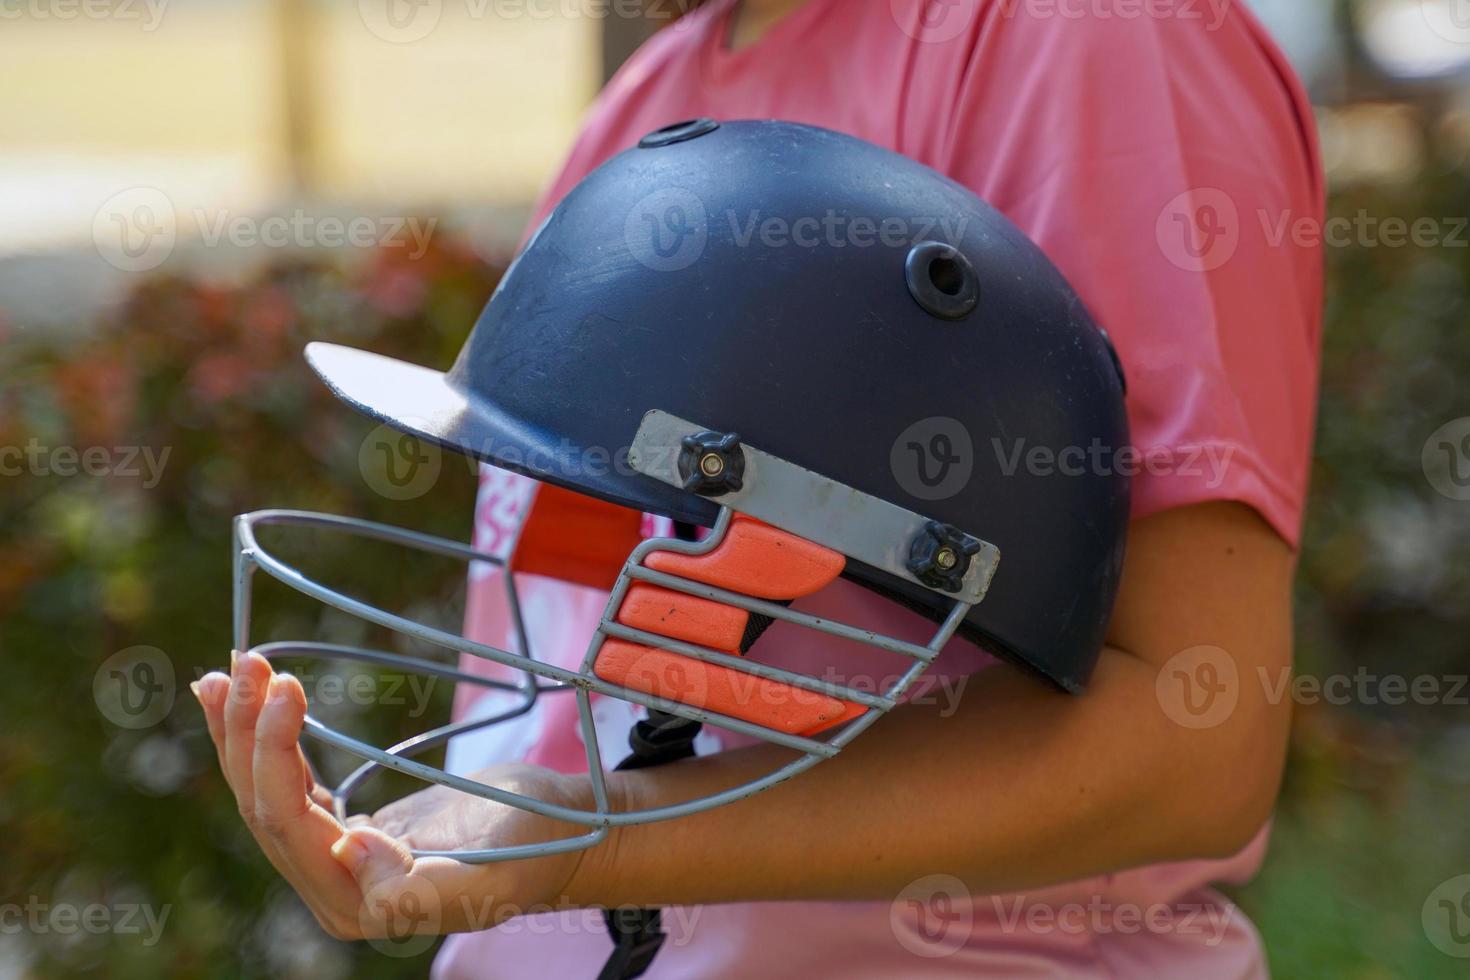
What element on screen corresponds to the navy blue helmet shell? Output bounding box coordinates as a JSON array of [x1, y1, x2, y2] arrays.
[[307, 119, 1130, 692]]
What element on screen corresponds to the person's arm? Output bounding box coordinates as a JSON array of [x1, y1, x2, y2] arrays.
[[568, 500, 1294, 905], [194, 498, 1294, 940]]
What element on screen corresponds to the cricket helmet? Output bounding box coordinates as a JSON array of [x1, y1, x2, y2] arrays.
[[233, 119, 1130, 863]]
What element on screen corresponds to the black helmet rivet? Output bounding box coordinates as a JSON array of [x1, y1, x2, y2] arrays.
[[905, 241, 979, 321], [639, 118, 721, 149], [907, 521, 983, 593], [678, 430, 745, 496]]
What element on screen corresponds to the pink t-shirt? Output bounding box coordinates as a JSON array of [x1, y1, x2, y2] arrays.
[[434, 1, 1323, 976]]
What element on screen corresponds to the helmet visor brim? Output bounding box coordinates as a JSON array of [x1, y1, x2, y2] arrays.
[[305, 341, 718, 524]]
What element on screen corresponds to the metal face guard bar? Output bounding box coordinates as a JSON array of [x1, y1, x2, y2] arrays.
[[231, 414, 999, 864]]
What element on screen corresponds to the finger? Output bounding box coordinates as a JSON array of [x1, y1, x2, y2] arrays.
[[252, 673, 314, 828], [331, 828, 499, 935], [193, 670, 232, 776], [223, 650, 273, 817], [251, 673, 364, 911], [301, 749, 335, 810]]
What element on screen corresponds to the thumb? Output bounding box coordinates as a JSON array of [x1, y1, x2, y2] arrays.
[[331, 828, 445, 939], [330, 826, 414, 892]]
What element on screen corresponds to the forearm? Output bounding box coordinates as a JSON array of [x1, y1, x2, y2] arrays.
[[569, 645, 1284, 909]]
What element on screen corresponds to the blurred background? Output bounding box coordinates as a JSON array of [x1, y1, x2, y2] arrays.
[[2, 0, 1470, 976]]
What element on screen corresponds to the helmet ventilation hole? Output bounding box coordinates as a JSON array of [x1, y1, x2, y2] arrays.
[[905, 241, 979, 320], [928, 254, 965, 296]]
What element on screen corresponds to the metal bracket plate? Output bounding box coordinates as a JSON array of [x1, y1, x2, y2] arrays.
[[626, 410, 1000, 606]]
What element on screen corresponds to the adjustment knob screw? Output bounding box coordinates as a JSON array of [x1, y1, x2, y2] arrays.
[[677, 430, 745, 496], [907, 521, 982, 593]]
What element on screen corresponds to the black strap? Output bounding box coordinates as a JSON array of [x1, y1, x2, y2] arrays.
[[597, 710, 702, 980]]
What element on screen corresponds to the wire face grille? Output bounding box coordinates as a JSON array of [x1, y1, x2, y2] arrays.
[[232, 507, 974, 864]]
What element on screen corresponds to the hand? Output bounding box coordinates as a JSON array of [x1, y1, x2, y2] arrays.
[[193, 650, 594, 941]]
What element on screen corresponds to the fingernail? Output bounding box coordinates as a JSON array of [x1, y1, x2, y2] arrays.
[[189, 681, 202, 699], [266, 674, 289, 704], [229, 650, 239, 674], [331, 834, 368, 873]]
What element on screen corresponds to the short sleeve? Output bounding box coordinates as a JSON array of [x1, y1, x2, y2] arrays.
[[940, 4, 1324, 546]]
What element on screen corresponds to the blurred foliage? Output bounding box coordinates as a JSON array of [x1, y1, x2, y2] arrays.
[[0, 237, 504, 978], [1230, 154, 1470, 977], [2, 132, 1470, 980]]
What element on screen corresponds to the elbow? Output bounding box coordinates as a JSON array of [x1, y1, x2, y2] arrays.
[[1183, 704, 1291, 860]]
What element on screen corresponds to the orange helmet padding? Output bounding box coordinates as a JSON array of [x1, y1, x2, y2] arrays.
[[616, 584, 748, 654], [644, 514, 845, 600], [509, 484, 645, 592], [593, 640, 865, 737], [595, 515, 859, 736]]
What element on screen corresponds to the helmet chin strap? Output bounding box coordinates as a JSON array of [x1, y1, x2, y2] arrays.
[[595, 517, 821, 979], [599, 708, 702, 980]]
